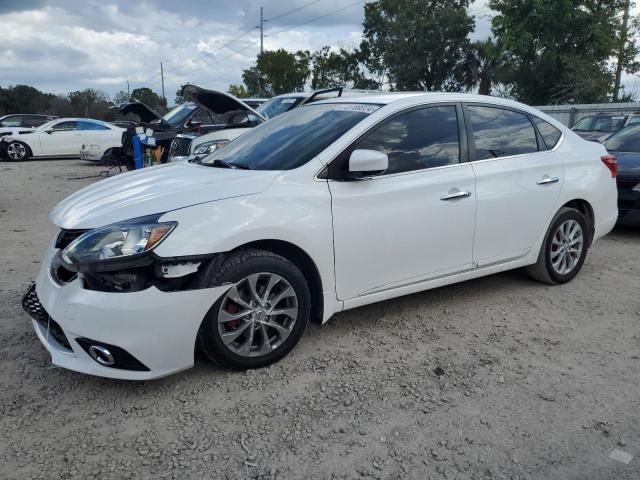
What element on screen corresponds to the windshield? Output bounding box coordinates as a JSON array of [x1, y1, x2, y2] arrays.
[[162, 103, 197, 127], [573, 115, 627, 133], [604, 125, 640, 152], [36, 119, 58, 131], [256, 97, 305, 119], [201, 103, 378, 170]]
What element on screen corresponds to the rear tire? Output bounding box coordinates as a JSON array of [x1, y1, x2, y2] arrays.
[[198, 249, 310, 369], [526, 207, 589, 285]]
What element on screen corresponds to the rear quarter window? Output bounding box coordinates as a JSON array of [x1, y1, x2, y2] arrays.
[[533, 117, 563, 150]]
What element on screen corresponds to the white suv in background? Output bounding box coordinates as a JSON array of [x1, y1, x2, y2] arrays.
[[24, 93, 617, 379]]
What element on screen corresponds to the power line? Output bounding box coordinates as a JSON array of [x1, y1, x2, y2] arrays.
[[265, 0, 367, 38], [268, 0, 323, 22]]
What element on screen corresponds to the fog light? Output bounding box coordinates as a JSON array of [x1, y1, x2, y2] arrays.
[[88, 345, 115, 366]]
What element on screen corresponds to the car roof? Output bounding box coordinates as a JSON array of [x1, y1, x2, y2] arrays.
[[0, 114, 55, 119]]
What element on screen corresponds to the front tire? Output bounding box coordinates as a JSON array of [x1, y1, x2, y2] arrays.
[[526, 207, 589, 285], [5, 141, 31, 161], [198, 249, 310, 369]]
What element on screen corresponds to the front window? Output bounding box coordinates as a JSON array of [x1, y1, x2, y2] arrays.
[[162, 103, 198, 127], [573, 115, 627, 133], [256, 97, 304, 119], [604, 125, 640, 152], [200, 103, 378, 170]]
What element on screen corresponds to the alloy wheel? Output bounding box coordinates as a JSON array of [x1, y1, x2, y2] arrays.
[[217, 272, 298, 357], [550, 219, 584, 275], [7, 142, 26, 161]]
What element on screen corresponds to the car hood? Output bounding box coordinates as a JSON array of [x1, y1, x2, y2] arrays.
[[115, 101, 166, 124], [50, 163, 279, 230], [608, 151, 640, 179], [181, 84, 266, 122]]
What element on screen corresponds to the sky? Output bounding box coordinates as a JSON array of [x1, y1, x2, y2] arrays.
[[0, 0, 506, 103]]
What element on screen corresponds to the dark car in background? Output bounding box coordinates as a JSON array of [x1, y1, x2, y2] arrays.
[[572, 112, 640, 143], [0, 114, 58, 137], [603, 124, 640, 225]]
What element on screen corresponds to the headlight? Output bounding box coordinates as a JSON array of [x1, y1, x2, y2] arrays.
[[634, 182, 640, 192], [61, 220, 177, 270], [193, 140, 229, 156]]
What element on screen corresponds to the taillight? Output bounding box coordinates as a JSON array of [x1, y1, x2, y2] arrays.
[[601, 155, 617, 178]]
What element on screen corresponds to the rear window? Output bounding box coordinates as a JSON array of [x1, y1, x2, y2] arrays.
[[604, 125, 640, 152], [573, 115, 626, 133], [533, 117, 562, 150]]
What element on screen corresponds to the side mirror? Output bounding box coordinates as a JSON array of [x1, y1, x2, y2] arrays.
[[45, 129, 54, 134], [187, 120, 203, 128], [348, 149, 388, 178]]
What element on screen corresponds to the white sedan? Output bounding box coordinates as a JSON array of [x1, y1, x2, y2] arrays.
[[24, 93, 618, 379], [1, 118, 123, 161]]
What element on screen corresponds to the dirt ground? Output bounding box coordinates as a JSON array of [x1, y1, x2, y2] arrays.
[[1, 159, 639, 480]]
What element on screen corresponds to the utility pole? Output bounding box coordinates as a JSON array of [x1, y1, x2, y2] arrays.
[[127, 80, 130, 97], [160, 62, 166, 105], [257, 6, 265, 54], [614, 0, 631, 102]]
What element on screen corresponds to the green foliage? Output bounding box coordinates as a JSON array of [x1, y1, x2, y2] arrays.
[[360, 0, 474, 91], [242, 49, 310, 97], [0, 85, 55, 115], [489, 0, 624, 104], [310, 46, 379, 90], [462, 38, 510, 96], [228, 84, 250, 98], [130, 87, 167, 113]]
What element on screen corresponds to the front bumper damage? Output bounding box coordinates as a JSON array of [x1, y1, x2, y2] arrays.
[[23, 239, 230, 380]]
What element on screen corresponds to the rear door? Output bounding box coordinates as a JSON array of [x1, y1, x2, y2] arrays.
[[464, 104, 565, 266], [329, 104, 476, 300]]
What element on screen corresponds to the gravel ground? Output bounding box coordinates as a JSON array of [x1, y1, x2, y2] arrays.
[[1, 159, 639, 480]]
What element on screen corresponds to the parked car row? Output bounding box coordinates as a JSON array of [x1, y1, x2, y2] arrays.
[[23, 92, 619, 379]]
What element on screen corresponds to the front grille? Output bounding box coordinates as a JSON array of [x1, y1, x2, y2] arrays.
[[22, 283, 72, 351], [169, 136, 193, 157], [55, 229, 87, 250]]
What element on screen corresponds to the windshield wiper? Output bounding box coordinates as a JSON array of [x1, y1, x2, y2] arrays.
[[202, 159, 253, 170]]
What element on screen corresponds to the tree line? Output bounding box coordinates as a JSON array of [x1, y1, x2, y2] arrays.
[[231, 0, 640, 105], [0, 85, 167, 119]]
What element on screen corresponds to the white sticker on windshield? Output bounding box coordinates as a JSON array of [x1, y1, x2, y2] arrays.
[[612, 116, 625, 120], [335, 104, 380, 114], [281, 98, 298, 104]]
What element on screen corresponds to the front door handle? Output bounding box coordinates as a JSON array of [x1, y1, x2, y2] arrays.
[[537, 176, 560, 185], [440, 190, 472, 201]]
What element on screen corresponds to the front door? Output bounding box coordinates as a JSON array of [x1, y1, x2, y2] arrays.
[[38, 120, 83, 155], [464, 104, 565, 266], [328, 105, 477, 301]]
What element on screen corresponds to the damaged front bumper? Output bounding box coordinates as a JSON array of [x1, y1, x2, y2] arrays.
[[23, 239, 230, 380]]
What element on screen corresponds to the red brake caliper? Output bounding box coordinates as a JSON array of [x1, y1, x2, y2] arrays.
[[224, 303, 241, 330]]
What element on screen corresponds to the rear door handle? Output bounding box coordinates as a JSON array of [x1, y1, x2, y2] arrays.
[[537, 176, 560, 185], [440, 190, 472, 201]]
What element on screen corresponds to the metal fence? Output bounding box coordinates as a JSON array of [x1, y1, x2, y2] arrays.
[[535, 102, 640, 127]]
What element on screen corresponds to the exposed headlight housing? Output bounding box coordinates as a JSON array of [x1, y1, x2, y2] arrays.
[[61, 217, 177, 272], [193, 139, 230, 156]]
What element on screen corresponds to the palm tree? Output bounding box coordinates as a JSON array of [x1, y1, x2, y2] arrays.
[[463, 38, 509, 96]]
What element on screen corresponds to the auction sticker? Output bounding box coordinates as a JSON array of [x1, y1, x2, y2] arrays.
[[334, 104, 380, 114]]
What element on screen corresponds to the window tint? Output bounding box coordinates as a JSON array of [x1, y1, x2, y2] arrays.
[[468, 106, 538, 160], [354, 106, 460, 175], [533, 117, 562, 150], [573, 115, 626, 133], [23, 116, 49, 128], [77, 121, 108, 130], [52, 121, 78, 131], [1, 116, 22, 127]]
